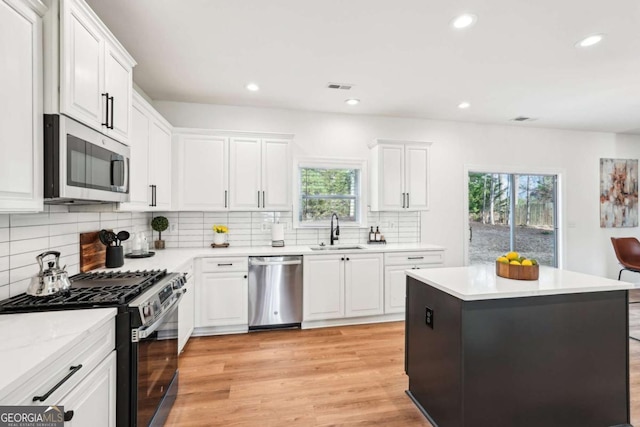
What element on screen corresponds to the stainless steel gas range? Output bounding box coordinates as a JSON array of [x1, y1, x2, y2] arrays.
[[0, 269, 186, 427]]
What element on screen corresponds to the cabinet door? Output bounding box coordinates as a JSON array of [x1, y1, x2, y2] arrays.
[[60, 351, 116, 427], [303, 255, 344, 321], [61, 0, 104, 131], [404, 145, 429, 210], [104, 43, 132, 143], [384, 265, 410, 314], [345, 253, 383, 317], [377, 145, 405, 211], [120, 103, 149, 209], [197, 272, 248, 327], [179, 136, 228, 210], [148, 121, 172, 210], [178, 276, 195, 353], [229, 137, 261, 210], [261, 139, 290, 210], [0, 0, 43, 212]]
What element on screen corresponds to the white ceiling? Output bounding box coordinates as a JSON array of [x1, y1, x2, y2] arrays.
[[85, 0, 640, 134]]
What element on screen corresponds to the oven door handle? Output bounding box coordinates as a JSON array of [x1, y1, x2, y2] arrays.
[[132, 292, 183, 342]]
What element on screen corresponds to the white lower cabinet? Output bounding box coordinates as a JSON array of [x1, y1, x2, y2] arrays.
[[384, 250, 445, 314], [195, 257, 248, 333], [59, 351, 116, 427], [303, 253, 383, 322]]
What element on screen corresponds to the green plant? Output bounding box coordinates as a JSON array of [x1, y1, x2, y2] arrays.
[[151, 216, 169, 240]]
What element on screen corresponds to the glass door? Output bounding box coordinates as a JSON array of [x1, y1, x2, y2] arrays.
[[468, 172, 558, 267]]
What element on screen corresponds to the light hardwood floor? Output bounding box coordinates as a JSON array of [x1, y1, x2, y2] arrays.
[[167, 321, 640, 427]]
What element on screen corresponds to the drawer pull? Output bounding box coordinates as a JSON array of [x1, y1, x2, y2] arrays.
[[33, 364, 83, 402], [407, 256, 424, 260], [217, 263, 233, 266]]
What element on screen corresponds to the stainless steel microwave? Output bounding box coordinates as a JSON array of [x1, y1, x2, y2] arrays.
[[44, 114, 130, 204]]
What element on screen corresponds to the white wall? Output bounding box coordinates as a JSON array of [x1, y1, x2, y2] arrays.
[[154, 101, 640, 279]]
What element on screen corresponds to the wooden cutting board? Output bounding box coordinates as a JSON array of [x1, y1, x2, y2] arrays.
[[80, 231, 107, 272]]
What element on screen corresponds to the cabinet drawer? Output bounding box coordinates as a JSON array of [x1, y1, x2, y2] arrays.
[[7, 319, 115, 405], [384, 251, 444, 266], [200, 257, 248, 273]]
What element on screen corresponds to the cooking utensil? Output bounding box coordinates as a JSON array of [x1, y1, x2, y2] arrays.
[[107, 231, 117, 246], [26, 251, 72, 297], [99, 229, 110, 246], [116, 231, 130, 246]]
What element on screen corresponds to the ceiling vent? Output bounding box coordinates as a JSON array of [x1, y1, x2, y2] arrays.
[[327, 82, 353, 90], [511, 116, 537, 122]]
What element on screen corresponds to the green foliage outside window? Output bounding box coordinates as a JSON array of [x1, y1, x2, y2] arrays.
[[299, 167, 360, 223]]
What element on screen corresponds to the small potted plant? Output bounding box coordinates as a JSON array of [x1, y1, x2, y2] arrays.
[[212, 224, 228, 245], [151, 216, 169, 249]]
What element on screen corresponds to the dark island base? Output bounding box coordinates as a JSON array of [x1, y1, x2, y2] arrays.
[[405, 276, 630, 427]]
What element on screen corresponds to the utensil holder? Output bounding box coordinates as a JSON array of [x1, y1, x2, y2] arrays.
[[106, 246, 124, 268]]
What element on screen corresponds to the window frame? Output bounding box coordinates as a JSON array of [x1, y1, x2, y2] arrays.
[[293, 157, 368, 229]]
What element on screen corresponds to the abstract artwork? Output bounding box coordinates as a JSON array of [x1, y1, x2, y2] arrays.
[[600, 158, 638, 227]]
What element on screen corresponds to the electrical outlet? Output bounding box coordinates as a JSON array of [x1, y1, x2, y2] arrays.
[[425, 307, 434, 329]]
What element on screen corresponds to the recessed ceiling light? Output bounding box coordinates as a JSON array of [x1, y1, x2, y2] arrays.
[[458, 102, 471, 109], [451, 14, 477, 30], [345, 99, 360, 106], [576, 34, 604, 48], [246, 83, 260, 91]]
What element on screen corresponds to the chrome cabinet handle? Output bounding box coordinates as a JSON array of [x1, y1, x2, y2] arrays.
[[262, 191, 265, 208], [108, 96, 115, 129], [224, 190, 228, 208], [407, 193, 410, 209], [257, 191, 260, 208], [33, 365, 83, 402], [408, 256, 424, 260]]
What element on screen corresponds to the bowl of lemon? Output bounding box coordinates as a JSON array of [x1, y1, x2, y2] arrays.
[[495, 252, 539, 280]]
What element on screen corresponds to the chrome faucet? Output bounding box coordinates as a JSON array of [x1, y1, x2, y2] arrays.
[[330, 213, 340, 245]]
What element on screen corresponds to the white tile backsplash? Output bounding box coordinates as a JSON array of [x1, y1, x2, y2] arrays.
[[0, 207, 153, 295]]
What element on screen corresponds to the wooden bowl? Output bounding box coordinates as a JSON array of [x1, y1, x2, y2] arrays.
[[495, 261, 539, 280]]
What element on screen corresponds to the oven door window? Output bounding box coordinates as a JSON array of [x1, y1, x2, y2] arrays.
[[136, 307, 179, 427], [66, 135, 87, 188]]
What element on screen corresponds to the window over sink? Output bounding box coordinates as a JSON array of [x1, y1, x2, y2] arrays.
[[294, 158, 367, 228]]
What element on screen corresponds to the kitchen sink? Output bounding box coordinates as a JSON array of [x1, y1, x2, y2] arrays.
[[309, 245, 364, 251]]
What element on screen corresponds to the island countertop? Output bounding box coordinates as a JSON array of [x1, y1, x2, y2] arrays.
[[406, 264, 636, 301]]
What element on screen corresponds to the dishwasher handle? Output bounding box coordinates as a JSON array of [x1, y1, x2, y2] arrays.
[[250, 260, 302, 266]]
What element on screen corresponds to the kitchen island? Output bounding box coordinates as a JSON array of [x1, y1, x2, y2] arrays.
[[405, 265, 635, 427]]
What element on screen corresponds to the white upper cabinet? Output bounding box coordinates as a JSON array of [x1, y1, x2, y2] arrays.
[[58, 0, 135, 144], [229, 137, 261, 210], [119, 91, 172, 211], [175, 135, 228, 210], [173, 130, 292, 211], [0, 0, 45, 212], [369, 139, 431, 211], [229, 137, 291, 211]]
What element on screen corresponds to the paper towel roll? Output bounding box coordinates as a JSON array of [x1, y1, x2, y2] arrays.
[[272, 223, 285, 242]]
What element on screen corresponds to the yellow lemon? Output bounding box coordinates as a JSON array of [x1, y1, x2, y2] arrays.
[[509, 260, 521, 265], [496, 256, 509, 264], [521, 259, 533, 266], [506, 251, 519, 260]]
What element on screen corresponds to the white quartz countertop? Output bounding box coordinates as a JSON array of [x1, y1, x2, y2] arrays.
[[99, 243, 445, 273], [0, 308, 117, 401], [406, 264, 636, 301]]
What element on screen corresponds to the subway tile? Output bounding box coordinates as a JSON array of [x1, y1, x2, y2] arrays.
[[180, 229, 205, 237], [0, 229, 9, 243], [10, 264, 40, 284], [10, 213, 49, 227], [59, 253, 79, 268], [0, 215, 8, 228], [10, 225, 49, 241], [0, 270, 7, 286], [77, 221, 101, 233], [179, 212, 204, 218], [50, 243, 78, 257], [100, 220, 118, 230], [10, 237, 48, 255], [0, 243, 8, 257], [10, 279, 30, 297], [179, 222, 204, 230], [77, 212, 100, 222], [0, 285, 8, 300], [10, 250, 43, 270], [0, 257, 8, 272], [178, 217, 204, 225], [100, 212, 119, 221], [49, 223, 78, 236], [66, 264, 79, 276], [178, 241, 202, 248], [47, 205, 68, 213], [49, 212, 79, 224]]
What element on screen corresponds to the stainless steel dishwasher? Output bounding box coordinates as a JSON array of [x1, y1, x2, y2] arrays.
[[248, 255, 303, 330]]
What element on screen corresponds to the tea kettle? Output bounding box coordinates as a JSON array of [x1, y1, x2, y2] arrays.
[[26, 251, 72, 297]]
